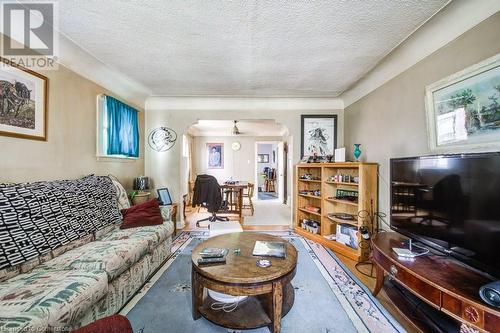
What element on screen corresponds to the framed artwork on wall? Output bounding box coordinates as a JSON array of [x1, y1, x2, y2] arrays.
[[425, 53, 500, 152], [207, 143, 224, 169], [257, 154, 269, 163], [301, 115, 337, 158], [0, 57, 48, 141]]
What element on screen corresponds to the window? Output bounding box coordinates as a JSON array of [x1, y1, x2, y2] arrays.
[[97, 94, 139, 158]]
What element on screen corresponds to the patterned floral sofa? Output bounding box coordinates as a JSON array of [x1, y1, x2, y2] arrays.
[[0, 177, 175, 332]]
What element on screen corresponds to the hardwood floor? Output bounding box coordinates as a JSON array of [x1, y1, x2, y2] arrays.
[[181, 208, 417, 332]]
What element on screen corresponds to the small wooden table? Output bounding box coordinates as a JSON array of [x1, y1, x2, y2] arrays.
[[191, 232, 297, 333]]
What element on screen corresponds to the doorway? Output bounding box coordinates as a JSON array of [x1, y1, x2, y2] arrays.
[[182, 120, 292, 229], [255, 141, 285, 203]]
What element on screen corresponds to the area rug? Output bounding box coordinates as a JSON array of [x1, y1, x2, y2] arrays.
[[121, 231, 406, 333], [258, 192, 278, 200]]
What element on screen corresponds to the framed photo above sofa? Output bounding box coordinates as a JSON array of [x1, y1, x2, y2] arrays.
[[0, 57, 48, 141], [425, 53, 500, 151], [301, 115, 337, 158]]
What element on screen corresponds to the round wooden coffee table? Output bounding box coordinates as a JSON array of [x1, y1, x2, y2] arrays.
[[191, 232, 297, 333]]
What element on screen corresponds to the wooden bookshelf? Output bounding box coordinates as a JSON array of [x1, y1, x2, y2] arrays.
[[295, 162, 378, 262]]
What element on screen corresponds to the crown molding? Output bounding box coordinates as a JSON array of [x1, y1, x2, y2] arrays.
[[146, 96, 344, 110]]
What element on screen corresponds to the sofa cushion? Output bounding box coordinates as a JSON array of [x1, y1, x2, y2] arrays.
[[120, 199, 163, 229], [0, 270, 108, 330], [97, 222, 174, 252], [110, 178, 131, 210], [34, 239, 150, 281], [0, 311, 48, 333]]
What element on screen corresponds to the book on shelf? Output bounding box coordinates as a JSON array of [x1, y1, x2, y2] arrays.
[[252, 241, 287, 258]]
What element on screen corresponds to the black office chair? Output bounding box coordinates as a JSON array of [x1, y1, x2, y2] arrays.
[[191, 175, 229, 226]]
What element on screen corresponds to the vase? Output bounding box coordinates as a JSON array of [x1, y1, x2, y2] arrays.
[[353, 144, 362, 161]]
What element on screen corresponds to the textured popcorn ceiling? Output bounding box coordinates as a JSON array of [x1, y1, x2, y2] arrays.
[[58, 0, 448, 97]]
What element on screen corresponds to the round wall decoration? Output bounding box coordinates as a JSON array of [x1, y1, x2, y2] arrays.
[[148, 127, 177, 152], [231, 141, 241, 151]]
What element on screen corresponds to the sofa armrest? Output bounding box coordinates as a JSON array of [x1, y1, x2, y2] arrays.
[[159, 205, 173, 222]]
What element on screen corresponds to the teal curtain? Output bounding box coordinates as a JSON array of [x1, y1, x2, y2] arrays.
[[105, 96, 139, 157]]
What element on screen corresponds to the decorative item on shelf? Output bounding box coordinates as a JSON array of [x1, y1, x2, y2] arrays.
[[334, 189, 359, 202], [300, 219, 320, 234], [327, 213, 355, 221], [353, 144, 362, 161], [425, 54, 500, 152], [301, 114, 338, 158], [303, 205, 320, 214], [157, 187, 172, 206], [299, 173, 320, 181], [334, 147, 346, 162], [328, 173, 358, 183], [0, 57, 48, 141], [299, 189, 321, 197], [133, 176, 150, 191], [129, 190, 150, 205], [148, 127, 177, 152], [130, 176, 151, 205]]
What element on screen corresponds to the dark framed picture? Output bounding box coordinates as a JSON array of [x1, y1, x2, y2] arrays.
[[0, 57, 48, 141], [301, 115, 337, 158], [257, 154, 269, 163], [207, 143, 224, 169], [157, 188, 172, 206]]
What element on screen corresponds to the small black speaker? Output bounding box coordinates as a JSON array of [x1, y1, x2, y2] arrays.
[[479, 281, 500, 308]]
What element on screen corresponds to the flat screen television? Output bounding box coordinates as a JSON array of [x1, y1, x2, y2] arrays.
[[390, 152, 500, 278]]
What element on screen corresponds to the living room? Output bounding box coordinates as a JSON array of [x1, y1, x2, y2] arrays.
[[0, 1, 499, 333]]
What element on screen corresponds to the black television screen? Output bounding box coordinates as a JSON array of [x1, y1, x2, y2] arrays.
[[390, 152, 500, 278]]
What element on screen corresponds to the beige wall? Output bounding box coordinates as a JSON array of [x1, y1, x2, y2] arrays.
[[192, 136, 282, 185], [0, 54, 145, 189], [344, 13, 500, 219]]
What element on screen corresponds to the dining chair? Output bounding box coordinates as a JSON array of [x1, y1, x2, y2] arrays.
[[242, 183, 255, 215]]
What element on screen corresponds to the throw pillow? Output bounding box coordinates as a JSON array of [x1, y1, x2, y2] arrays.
[[110, 177, 131, 210], [121, 199, 163, 229]]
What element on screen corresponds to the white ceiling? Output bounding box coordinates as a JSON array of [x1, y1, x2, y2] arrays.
[[57, 0, 448, 98], [188, 120, 286, 137]]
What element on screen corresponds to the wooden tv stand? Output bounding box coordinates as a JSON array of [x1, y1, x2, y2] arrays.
[[372, 233, 500, 333]]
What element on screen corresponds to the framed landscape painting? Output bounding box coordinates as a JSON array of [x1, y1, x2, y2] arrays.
[[207, 143, 224, 169], [301, 115, 337, 158], [425, 54, 500, 151], [0, 58, 48, 141]]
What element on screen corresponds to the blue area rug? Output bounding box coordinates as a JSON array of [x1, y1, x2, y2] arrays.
[[258, 192, 278, 200], [122, 231, 405, 333]]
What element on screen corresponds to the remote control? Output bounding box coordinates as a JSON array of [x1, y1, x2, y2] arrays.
[[197, 257, 226, 265]]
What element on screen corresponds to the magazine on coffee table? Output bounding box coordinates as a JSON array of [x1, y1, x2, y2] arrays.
[[252, 241, 287, 258]]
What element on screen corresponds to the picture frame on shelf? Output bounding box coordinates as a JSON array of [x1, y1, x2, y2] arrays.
[[425, 53, 500, 152], [301, 115, 337, 158], [0, 57, 48, 141]]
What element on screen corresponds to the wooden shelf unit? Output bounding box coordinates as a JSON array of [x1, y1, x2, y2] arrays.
[[295, 162, 378, 262]]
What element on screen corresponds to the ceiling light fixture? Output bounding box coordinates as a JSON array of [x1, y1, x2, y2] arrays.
[[232, 120, 240, 135]]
